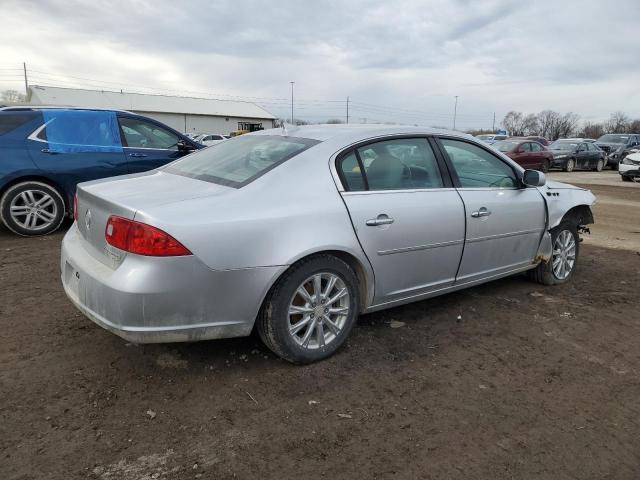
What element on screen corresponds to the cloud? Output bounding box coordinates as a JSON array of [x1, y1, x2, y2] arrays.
[[1, 0, 638, 129]]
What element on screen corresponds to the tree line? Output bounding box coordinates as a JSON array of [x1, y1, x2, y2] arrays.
[[494, 110, 640, 140]]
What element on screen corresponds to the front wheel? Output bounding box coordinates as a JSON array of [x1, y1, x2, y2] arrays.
[[563, 158, 575, 172], [528, 221, 579, 286], [0, 181, 65, 236], [257, 254, 359, 364]]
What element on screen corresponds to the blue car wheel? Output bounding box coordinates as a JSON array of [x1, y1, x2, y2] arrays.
[[0, 181, 65, 236]]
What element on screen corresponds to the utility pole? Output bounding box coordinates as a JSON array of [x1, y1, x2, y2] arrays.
[[453, 95, 459, 130], [23, 62, 28, 98], [346, 96, 349, 124], [290, 81, 294, 124], [492, 112, 496, 131]]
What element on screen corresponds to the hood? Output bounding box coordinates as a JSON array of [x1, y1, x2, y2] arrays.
[[543, 180, 588, 191]]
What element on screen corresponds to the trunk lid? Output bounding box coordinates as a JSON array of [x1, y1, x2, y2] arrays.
[[75, 170, 232, 267]]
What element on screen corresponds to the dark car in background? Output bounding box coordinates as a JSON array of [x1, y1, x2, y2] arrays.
[[595, 133, 640, 169], [0, 107, 202, 236], [492, 139, 553, 172], [549, 139, 606, 172]]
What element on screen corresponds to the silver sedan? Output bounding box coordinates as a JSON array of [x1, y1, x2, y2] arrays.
[[61, 125, 596, 363]]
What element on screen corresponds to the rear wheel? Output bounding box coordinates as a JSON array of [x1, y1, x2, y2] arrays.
[[594, 158, 604, 172], [621, 175, 632, 182], [257, 254, 359, 364], [563, 158, 575, 172], [0, 181, 65, 236], [528, 220, 579, 286], [541, 160, 550, 173]]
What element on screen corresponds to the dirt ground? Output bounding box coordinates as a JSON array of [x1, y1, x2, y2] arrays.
[[1, 175, 640, 480]]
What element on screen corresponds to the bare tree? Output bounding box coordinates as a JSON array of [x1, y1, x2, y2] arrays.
[[1, 89, 26, 103], [606, 111, 630, 133], [522, 114, 539, 136], [629, 119, 640, 133], [536, 110, 560, 139], [579, 122, 605, 139], [502, 111, 526, 136]]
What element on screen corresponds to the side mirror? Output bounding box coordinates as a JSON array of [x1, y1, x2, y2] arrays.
[[177, 140, 194, 152], [522, 169, 546, 187]]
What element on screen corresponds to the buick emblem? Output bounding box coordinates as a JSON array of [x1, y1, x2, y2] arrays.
[[85, 209, 92, 231]]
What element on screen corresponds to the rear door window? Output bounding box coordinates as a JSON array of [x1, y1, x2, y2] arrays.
[[338, 138, 444, 191], [37, 110, 123, 153]]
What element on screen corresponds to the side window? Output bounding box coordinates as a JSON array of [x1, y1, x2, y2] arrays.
[[440, 138, 518, 189], [521, 143, 532, 152], [578, 143, 587, 152], [119, 117, 180, 150], [355, 138, 443, 191], [530, 143, 541, 152], [339, 152, 366, 192]]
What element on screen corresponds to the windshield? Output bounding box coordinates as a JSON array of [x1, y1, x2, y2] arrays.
[[165, 134, 319, 187], [598, 134, 629, 144], [493, 140, 519, 152], [550, 141, 578, 151]]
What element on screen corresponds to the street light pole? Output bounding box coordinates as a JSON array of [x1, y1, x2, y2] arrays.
[[290, 81, 295, 124], [453, 95, 458, 130]]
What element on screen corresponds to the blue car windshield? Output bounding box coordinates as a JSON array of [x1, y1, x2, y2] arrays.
[[165, 134, 320, 187]]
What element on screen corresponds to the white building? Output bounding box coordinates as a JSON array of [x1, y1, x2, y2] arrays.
[[28, 85, 276, 135]]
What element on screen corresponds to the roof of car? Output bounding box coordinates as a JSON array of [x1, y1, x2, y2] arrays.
[[0, 105, 132, 113], [252, 124, 473, 143]]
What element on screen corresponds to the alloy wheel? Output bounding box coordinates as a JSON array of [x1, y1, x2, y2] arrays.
[[287, 272, 350, 349], [552, 230, 576, 280], [9, 189, 58, 231]]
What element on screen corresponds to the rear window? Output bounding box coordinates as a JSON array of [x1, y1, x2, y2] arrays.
[[165, 135, 320, 188], [0, 112, 38, 135]]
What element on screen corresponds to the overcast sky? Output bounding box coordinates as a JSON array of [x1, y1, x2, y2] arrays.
[[1, 0, 638, 130]]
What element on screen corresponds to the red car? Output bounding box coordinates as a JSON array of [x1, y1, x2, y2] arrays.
[[493, 139, 553, 172]]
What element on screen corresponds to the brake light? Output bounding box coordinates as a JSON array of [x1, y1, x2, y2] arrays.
[[105, 216, 192, 257], [73, 193, 78, 222]]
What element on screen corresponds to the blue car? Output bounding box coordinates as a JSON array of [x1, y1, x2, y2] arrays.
[[0, 107, 202, 235]]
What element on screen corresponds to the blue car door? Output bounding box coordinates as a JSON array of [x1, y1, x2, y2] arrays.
[[117, 115, 193, 173], [25, 110, 128, 203]]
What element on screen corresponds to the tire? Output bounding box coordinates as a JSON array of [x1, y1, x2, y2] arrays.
[[621, 175, 632, 182], [563, 158, 575, 172], [528, 220, 579, 286], [594, 159, 604, 172], [0, 181, 65, 236], [541, 160, 550, 173], [257, 254, 359, 364]]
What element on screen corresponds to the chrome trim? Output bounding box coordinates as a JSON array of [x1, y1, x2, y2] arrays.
[[342, 187, 458, 196], [377, 238, 464, 256], [466, 228, 543, 244]]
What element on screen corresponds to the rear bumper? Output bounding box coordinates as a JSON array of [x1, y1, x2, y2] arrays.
[[60, 224, 285, 343]]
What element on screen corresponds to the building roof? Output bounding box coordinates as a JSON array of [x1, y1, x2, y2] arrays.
[[28, 85, 275, 120]]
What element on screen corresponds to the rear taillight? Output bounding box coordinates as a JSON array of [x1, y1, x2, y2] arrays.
[[105, 216, 192, 257], [73, 193, 78, 222]]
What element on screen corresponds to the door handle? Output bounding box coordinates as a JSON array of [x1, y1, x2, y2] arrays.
[[471, 207, 491, 218], [128, 153, 148, 158], [41, 148, 60, 154], [366, 214, 394, 226]]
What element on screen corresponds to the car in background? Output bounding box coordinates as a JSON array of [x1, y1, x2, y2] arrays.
[[548, 139, 606, 172], [475, 134, 508, 145], [595, 133, 640, 169], [492, 139, 553, 172], [194, 133, 229, 146], [62, 125, 595, 363], [520, 136, 550, 146], [0, 106, 202, 236], [619, 150, 640, 182]]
